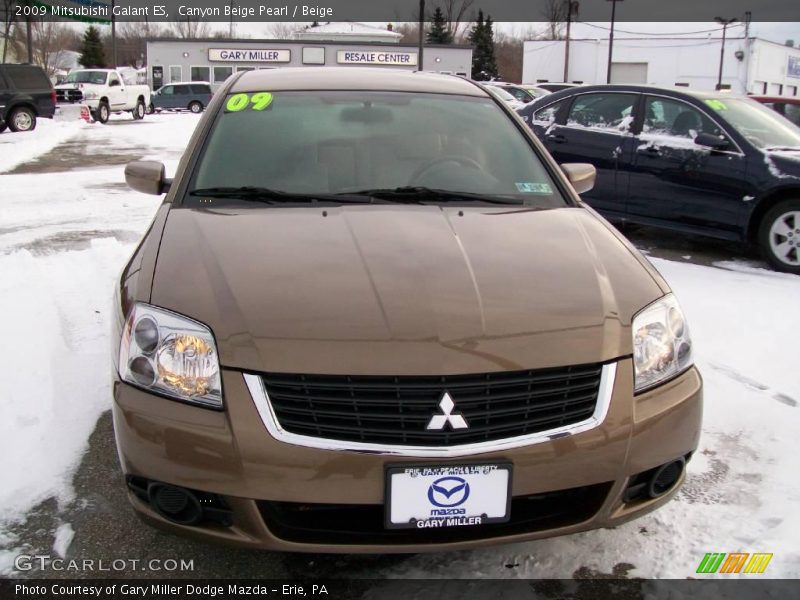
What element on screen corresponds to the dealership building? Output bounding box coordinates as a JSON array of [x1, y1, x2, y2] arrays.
[[523, 37, 800, 96], [145, 22, 473, 91]]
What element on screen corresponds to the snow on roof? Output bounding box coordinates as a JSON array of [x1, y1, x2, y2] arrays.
[[293, 21, 402, 42]]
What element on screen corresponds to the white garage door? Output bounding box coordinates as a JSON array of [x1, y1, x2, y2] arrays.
[[610, 62, 648, 84]]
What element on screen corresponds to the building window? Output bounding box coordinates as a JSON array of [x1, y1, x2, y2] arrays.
[[213, 66, 234, 84], [236, 66, 255, 72], [190, 66, 210, 82], [302, 47, 325, 65], [169, 65, 182, 83]]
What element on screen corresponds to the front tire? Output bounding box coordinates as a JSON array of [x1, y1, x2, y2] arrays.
[[96, 101, 110, 124], [759, 199, 800, 274], [188, 101, 203, 113], [8, 106, 36, 132], [0, 121, 6, 133], [132, 99, 145, 120]]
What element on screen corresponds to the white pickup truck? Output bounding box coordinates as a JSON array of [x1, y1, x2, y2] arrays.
[[55, 69, 151, 123]]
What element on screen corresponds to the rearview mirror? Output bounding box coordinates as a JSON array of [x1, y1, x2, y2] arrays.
[[694, 132, 730, 150], [125, 161, 171, 195], [560, 163, 596, 195]]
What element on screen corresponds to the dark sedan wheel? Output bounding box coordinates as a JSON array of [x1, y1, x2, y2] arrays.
[[759, 199, 800, 274], [146, 103, 155, 115], [8, 107, 36, 132], [189, 101, 203, 113], [0, 121, 6, 133]]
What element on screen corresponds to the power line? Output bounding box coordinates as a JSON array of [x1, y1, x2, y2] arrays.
[[580, 22, 745, 36]]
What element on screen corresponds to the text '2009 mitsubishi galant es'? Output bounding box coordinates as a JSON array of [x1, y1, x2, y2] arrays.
[[113, 68, 702, 552]]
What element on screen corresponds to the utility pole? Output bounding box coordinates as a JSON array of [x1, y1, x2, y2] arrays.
[[25, 0, 33, 63], [418, 0, 425, 71], [605, 0, 623, 84], [111, 0, 117, 67], [563, 1, 578, 82], [714, 17, 737, 90], [229, 0, 234, 38]]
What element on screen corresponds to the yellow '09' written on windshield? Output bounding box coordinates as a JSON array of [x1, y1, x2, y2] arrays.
[[225, 92, 274, 113]]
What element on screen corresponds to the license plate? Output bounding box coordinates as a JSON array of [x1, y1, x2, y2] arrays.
[[385, 463, 512, 529]]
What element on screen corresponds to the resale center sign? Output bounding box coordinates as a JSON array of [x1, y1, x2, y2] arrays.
[[337, 51, 418, 66]]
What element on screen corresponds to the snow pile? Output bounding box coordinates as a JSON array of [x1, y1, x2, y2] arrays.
[[0, 113, 199, 572], [0, 119, 87, 173]]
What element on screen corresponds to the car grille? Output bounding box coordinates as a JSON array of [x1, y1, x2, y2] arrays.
[[56, 89, 83, 103], [257, 482, 612, 545], [260, 363, 604, 447]]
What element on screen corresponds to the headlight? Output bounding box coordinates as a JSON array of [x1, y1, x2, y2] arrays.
[[83, 90, 98, 100], [632, 294, 693, 393], [119, 303, 222, 408]]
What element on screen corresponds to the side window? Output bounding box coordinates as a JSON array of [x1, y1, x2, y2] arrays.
[[506, 87, 528, 102], [161, 85, 174, 96], [783, 104, 800, 126], [566, 93, 637, 131], [191, 84, 211, 95], [642, 96, 723, 139], [108, 74, 121, 87], [532, 99, 566, 125]]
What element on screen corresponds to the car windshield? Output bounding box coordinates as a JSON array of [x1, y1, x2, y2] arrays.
[[190, 91, 565, 206], [703, 97, 800, 150], [64, 70, 108, 85]]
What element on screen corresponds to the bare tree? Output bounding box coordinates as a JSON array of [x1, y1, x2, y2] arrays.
[[265, 22, 303, 39], [11, 21, 80, 77], [169, 19, 211, 39], [1, 0, 17, 63], [440, 0, 475, 41], [541, 0, 567, 40]]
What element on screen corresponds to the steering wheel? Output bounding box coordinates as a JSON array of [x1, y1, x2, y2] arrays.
[[409, 155, 484, 185]]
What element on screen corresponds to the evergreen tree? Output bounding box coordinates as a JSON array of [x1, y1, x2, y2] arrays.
[[426, 7, 452, 44], [469, 11, 499, 81], [78, 26, 105, 68]]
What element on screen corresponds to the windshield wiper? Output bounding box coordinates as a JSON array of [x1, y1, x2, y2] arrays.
[[344, 186, 524, 205], [189, 186, 374, 204], [765, 146, 800, 152]]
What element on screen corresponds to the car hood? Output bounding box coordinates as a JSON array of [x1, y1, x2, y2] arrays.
[[764, 149, 800, 179], [150, 205, 665, 375]]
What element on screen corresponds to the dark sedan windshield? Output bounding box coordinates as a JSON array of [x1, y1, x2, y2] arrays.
[[191, 91, 566, 206], [704, 97, 800, 150]]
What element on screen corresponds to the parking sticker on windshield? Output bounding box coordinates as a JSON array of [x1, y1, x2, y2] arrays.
[[515, 182, 553, 194], [225, 92, 274, 113]]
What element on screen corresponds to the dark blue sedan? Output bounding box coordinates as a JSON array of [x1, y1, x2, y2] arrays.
[[518, 85, 800, 273]]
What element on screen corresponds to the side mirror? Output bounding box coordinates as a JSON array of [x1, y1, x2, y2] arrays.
[[694, 132, 730, 150], [560, 163, 596, 195], [125, 161, 171, 195]]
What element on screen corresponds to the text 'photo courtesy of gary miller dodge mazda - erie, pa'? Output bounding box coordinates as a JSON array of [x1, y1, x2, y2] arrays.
[[114, 68, 701, 551]]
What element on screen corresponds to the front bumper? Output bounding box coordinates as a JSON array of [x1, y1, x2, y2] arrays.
[[111, 359, 702, 552]]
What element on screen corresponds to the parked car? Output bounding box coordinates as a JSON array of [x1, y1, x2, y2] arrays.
[[55, 68, 151, 123], [492, 82, 551, 104], [483, 84, 525, 110], [534, 82, 580, 93], [114, 68, 701, 551], [519, 85, 800, 273], [0, 63, 56, 133], [750, 95, 800, 127], [149, 82, 213, 114]]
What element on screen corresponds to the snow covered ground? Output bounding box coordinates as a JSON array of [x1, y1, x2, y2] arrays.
[[0, 113, 798, 578]]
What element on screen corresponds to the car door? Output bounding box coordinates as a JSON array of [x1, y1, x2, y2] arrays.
[[626, 94, 748, 238], [174, 84, 191, 109], [107, 71, 127, 111], [156, 85, 175, 109], [540, 91, 639, 217], [0, 71, 12, 124]]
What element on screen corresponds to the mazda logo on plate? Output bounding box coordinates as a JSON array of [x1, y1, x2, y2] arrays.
[[427, 476, 470, 507]]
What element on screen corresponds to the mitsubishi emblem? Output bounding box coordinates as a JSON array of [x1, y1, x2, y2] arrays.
[[426, 392, 469, 430]]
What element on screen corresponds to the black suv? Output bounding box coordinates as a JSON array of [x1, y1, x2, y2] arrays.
[[0, 64, 56, 133]]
